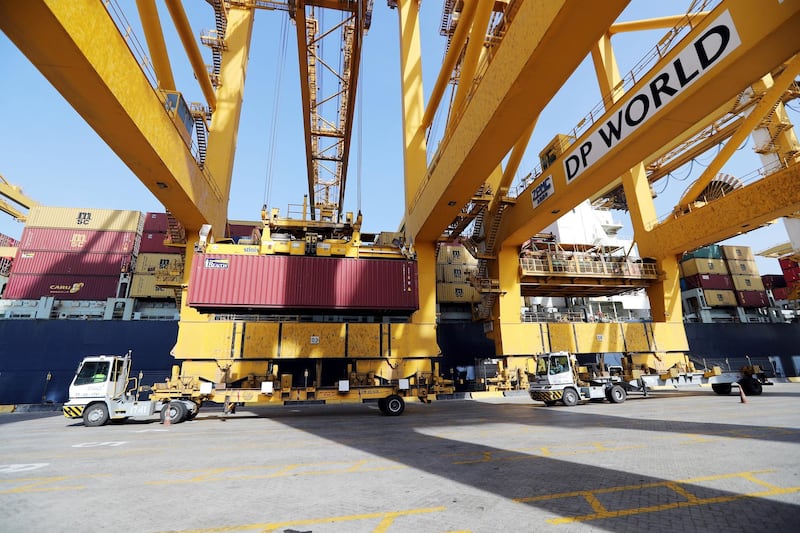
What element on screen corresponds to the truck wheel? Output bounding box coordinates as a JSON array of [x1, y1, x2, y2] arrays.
[[382, 395, 405, 416], [711, 383, 732, 395], [160, 401, 188, 424], [739, 377, 763, 396], [561, 388, 579, 407], [83, 403, 109, 427], [183, 400, 200, 420], [377, 398, 388, 414], [608, 385, 626, 404]]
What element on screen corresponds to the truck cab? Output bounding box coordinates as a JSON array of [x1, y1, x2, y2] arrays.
[[529, 352, 627, 406], [63, 353, 160, 426]]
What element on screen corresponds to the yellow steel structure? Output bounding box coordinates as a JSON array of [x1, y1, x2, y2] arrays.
[[3, 0, 800, 389], [0, 173, 37, 223]]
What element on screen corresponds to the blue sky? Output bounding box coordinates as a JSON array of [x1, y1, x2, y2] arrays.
[[0, 1, 796, 274]]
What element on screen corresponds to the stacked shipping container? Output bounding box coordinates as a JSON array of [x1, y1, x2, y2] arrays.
[[3, 206, 142, 300], [0, 232, 19, 277], [436, 243, 479, 304], [679, 244, 768, 308], [130, 213, 182, 298]]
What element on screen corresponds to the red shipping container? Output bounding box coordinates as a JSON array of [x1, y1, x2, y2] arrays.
[[771, 287, 791, 300], [10, 250, 132, 275], [761, 274, 787, 289], [779, 257, 799, 272], [0, 233, 19, 247], [784, 267, 800, 284], [227, 222, 259, 238], [683, 273, 732, 291], [188, 254, 419, 312], [143, 212, 170, 233], [735, 290, 769, 308], [18, 227, 139, 254], [4, 273, 121, 300], [138, 232, 181, 254]]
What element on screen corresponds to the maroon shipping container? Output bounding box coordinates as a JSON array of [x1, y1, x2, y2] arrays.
[[10, 250, 132, 275], [139, 232, 181, 254], [0, 232, 19, 247], [188, 254, 419, 312], [4, 273, 121, 300], [784, 266, 800, 284], [227, 222, 259, 238], [761, 274, 787, 290], [683, 273, 732, 291], [779, 257, 799, 272], [735, 290, 769, 308], [143, 212, 170, 233], [18, 227, 139, 254], [771, 287, 791, 300]]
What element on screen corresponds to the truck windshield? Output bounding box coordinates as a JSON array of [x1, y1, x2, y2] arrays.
[[74, 361, 111, 386]]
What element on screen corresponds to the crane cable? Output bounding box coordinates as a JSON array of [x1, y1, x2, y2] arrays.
[[263, 15, 290, 211], [356, 0, 364, 213]]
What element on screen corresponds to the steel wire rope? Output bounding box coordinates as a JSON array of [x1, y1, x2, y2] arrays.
[[263, 15, 291, 211]]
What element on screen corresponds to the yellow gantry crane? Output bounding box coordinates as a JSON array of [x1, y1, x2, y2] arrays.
[[1, 0, 800, 389], [0, 173, 37, 224]]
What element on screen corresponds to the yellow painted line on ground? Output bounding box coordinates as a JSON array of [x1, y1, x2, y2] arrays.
[[513, 470, 800, 525], [157, 506, 447, 533], [0, 476, 85, 494]]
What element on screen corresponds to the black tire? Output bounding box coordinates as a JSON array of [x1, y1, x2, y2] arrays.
[[377, 397, 388, 414], [184, 400, 200, 420], [382, 395, 405, 416], [739, 377, 763, 396], [608, 385, 626, 404], [543, 400, 557, 407], [561, 388, 579, 407], [160, 401, 188, 424], [83, 403, 109, 427], [711, 383, 732, 395]]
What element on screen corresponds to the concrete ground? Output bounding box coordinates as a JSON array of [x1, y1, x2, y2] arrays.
[[1, 384, 799, 532]]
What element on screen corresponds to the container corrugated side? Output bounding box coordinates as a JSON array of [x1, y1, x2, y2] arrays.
[[725, 260, 759, 276], [779, 258, 798, 272], [25, 206, 142, 232], [18, 227, 139, 254], [436, 282, 479, 303], [735, 290, 769, 308], [703, 289, 737, 307], [761, 274, 787, 289], [227, 222, 259, 238], [4, 273, 122, 300], [682, 273, 732, 291], [139, 232, 180, 254], [731, 274, 765, 291], [680, 258, 729, 277], [187, 254, 418, 312], [436, 263, 476, 283], [0, 233, 19, 247], [683, 245, 722, 260], [135, 253, 181, 274], [129, 273, 174, 298], [143, 212, 169, 233], [720, 245, 755, 262], [10, 250, 132, 276]]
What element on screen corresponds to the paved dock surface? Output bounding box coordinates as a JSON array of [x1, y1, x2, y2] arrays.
[[2, 385, 799, 532]]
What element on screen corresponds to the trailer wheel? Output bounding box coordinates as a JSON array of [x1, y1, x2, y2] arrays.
[[561, 388, 579, 407], [608, 385, 626, 404], [711, 383, 732, 395], [382, 395, 405, 416], [83, 403, 109, 427], [183, 400, 200, 420], [160, 401, 188, 424], [739, 377, 763, 396]]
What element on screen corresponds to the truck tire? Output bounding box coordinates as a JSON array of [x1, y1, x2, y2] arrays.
[[711, 383, 732, 395], [561, 388, 579, 407], [739, 377, 763, 396], [160, 401, 188, 424], [183, 400, 200, 420], [382, 395, 405, 416], [83, 403, 109, 427], [608, 385, 626, 404]]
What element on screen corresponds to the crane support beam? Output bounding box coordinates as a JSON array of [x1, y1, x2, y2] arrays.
[[648, 162, 800, 256], [498, 0, 800, 247], [164, 0, 217, 110], [405, 0, 629, 243], [0, 0, 227, 232], [136, 0, 176, 91]]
